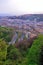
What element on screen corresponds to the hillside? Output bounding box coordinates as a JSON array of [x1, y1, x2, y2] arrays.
[[0, 14, 43, 65]]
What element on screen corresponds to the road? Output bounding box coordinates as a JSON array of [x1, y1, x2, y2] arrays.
[[18, 33, 25, 42], [9, 32, 18, 44]]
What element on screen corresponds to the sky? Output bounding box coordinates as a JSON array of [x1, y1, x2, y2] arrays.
[[0, 0, 43, 15]]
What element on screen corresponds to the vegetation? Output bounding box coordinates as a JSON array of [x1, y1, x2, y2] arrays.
[[27, 34, 43, 65], [0, 39, 7, 61], [0, 26, 43, 65], [0, 26, 14, 42], [39, 46, 43, 65]]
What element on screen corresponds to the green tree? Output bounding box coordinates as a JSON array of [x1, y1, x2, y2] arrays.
[[4, 60, 15, 65], [0, 61, 4, 65], [39, 46, 43, 65], [0, 39, 7, 61], [7, 44, 21, 60], [27, 34, 43, 65]]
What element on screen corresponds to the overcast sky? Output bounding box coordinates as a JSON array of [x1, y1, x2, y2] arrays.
[[0, 0, 43, 15]]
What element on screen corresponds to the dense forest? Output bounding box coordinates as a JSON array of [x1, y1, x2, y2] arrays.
[[0, 27, 43, 65]]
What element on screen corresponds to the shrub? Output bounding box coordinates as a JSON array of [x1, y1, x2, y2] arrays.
[[27, 34, 43, 65], [0, 39, 7, 61], [7, 45, 21, 60], [39, 46, 43, 65]]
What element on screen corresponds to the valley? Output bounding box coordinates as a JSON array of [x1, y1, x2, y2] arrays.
[[0, 14, 43, 65], [0, 14, 43, 45]]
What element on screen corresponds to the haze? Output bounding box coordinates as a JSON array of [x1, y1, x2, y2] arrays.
[[0, 0, 43, 15]]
